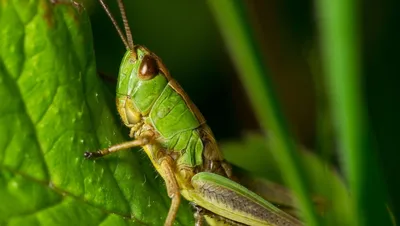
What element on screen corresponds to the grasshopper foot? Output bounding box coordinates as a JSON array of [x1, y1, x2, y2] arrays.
[[84, 151, 103, 159]]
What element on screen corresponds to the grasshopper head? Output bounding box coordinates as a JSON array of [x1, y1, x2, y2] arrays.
[[116, 46, 169, 127], [98, 0, 170, 127]]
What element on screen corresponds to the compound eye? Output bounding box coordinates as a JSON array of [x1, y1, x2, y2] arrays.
[[138, 55, 159, 80]]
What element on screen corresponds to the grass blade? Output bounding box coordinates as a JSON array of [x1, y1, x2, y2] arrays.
[[317, 0, 392, 225], [207, 1, 320, 225]]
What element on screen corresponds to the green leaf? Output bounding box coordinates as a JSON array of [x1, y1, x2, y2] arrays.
[[0, 1, 192, 225]]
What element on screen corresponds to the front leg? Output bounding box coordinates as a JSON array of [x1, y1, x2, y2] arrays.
[[159, 156, 181, 226], [84, 137, 150, 159]]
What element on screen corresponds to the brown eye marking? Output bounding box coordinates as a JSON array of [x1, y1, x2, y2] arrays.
[[138, 55, 159, 80]]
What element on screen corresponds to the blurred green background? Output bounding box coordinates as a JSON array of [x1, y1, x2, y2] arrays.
[[1, 0, 396, 225], [86, 0, 400, 224]]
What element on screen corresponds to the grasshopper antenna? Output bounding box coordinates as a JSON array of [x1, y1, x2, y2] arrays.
[[116, 0, 134, 51], [98, 0, 137, 59]]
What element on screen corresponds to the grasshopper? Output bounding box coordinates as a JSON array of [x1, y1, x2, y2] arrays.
[[84, 0, 303, 225]]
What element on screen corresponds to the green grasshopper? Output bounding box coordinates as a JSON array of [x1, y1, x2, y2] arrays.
[[84, 0, 303, 225]]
